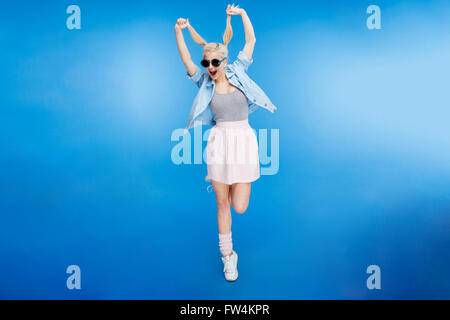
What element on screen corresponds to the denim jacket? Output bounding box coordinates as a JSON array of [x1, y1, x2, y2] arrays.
[[184, 50, 277, 131]]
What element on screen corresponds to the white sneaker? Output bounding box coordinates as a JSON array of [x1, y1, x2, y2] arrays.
[[222, 251, 238, 282]]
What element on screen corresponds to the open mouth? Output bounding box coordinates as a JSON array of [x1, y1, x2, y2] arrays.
[[210, 70, 217, 77]]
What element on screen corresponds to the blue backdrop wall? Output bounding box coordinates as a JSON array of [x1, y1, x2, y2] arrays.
[[0, 0, 449, 299]]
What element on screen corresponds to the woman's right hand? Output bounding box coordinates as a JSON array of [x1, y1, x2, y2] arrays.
[[175, 18, 190, 31]]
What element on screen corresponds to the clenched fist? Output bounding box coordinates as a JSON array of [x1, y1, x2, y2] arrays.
[[175, 18, 190, 31]]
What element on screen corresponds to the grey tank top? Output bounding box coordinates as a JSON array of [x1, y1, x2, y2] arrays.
[[210, 87, 248, 122]]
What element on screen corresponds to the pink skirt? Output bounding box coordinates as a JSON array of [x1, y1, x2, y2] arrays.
[[205, 119, 260, 185]]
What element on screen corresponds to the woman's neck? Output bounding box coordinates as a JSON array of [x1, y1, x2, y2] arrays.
[[214, 73, 228, 84]]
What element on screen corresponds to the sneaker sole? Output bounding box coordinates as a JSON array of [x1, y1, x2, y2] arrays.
[[225, 271, 238, 282]]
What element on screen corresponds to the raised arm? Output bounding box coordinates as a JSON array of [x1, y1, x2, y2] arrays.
[[226, 4, 256, 60], [174, 18, 197, 77]]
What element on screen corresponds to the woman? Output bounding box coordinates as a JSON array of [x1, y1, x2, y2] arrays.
[[174, 4, 277, 282]]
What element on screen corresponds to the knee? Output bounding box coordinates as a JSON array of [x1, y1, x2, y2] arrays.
[[232, 201, 248, 214], [217, 198, 230, 211]]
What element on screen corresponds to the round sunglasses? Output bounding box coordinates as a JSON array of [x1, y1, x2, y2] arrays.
[[201, 57, 227, 68]]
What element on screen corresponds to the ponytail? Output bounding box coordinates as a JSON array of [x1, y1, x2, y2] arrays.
[[223, 15, 233, 46], [187, 19, 208, 47], [187, 15, 233, 58]]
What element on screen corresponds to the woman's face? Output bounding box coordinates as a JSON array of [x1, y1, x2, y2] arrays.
[[203, 51, 227, 80]]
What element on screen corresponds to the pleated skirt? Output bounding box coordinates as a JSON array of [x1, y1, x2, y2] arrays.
[[205, 119, 260, 185]]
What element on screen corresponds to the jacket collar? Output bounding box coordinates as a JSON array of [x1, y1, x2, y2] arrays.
[[206, 65, 234, 87]]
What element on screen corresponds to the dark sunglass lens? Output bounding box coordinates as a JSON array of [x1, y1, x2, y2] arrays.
[[201, 60, 210, 68], [211, 59, 221, 67]]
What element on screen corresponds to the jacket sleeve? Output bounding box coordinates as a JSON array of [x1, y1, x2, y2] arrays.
[[231, 50, 253, 73], [186, 65, 204, 88]]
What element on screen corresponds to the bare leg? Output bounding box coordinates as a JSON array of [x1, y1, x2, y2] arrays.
[[229, 183, 252, 214], [212, 180, 233, 257]]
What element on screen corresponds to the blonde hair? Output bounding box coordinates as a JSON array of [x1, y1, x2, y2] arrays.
[[187, 15, 233, 59]]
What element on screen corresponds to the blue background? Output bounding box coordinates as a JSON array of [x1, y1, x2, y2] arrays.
[[1, 0, 449, 299]]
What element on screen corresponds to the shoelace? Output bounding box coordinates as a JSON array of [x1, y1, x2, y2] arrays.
[[223, 256, 235, 273]]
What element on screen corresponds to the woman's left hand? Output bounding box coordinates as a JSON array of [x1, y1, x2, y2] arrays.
[[226, 3, 245, 16]]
